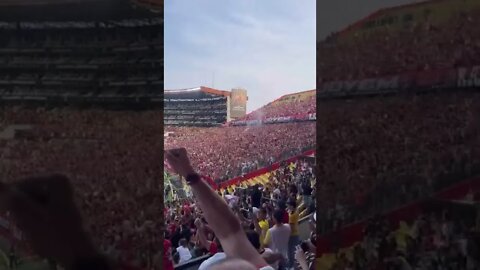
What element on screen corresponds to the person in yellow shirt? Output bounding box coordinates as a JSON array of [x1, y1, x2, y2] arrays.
[[287, 200, 300, 268], [254, 208, 270, 249]]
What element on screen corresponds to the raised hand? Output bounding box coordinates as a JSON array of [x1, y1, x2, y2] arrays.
[[164, 148, 196, 178]]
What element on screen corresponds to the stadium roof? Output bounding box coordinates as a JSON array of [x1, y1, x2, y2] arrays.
[[242, 89, 315, 117], [165, 86, 231, 97], [276, 89, 316, 100], [265, 89, 315, 106], [0, 0, 160, 21]]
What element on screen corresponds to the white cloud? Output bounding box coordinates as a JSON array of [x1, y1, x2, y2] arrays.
[[165, 0, 315, 112]]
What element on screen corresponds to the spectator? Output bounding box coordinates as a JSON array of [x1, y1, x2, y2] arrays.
[[163, 238, 174, 270], [288, 200, 301, 268], [254, 208, 271, 249], [175, 239, 192, 264], [264, 209, 291, 266]]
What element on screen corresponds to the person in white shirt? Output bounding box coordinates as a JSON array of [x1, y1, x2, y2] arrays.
[[224, 193, 239, 208], [176, 238, 192, 264], [198, 252, 227, 270], [264, 209, 291, 264]]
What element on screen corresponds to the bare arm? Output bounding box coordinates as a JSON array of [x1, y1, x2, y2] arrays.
[[165, 148, 267, 267]]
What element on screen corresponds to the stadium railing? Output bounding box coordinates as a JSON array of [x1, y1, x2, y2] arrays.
[[218, 149, 315, 189]]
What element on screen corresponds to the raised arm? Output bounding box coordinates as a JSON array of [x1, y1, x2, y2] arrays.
[[164, 148, 267, 267]]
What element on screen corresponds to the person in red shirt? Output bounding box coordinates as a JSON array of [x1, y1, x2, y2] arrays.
[[209, 239, 219, 255], [195, 218, 222, 255], [282, 209, 289, 224], [183, 201, 191, 216], [167, 219, 177, 236], [163, 239, 174, 270]]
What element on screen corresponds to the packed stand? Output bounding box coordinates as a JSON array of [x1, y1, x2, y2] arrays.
[[316, 90, 480, 233], [164, 122, 315, 182], [0, 106, 164, 269], [164, 100, 227, 127], [318, 6, 480, 81], [0, 19, 162, 98], [241, 92, 315, 121], [163, 159, 317, 270], [0, 104, 315, 269]]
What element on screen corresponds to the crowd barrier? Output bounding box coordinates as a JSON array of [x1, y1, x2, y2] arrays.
[[218, 149, 315, 189], [316, 175, 480, 256]]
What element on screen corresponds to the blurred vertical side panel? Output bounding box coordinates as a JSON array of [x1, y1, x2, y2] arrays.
[[0, 0, 164, 269]]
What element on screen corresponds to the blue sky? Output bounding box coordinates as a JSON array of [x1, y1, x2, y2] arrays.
[[164, 0, 316, 112]]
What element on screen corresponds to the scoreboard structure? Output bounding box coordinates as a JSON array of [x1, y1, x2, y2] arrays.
[[164, 86, 248, 126], [230, 88, 248, 119]]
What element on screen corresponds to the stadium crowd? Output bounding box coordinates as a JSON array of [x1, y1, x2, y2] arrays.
[[327, 198, 480, 270], [318, 6, 480, 81], [242, 94, 315, 121], [0, 107, 164, 269], [161, 89, 479, 270], [316, 91, 480, 232], [2, 89, 479, 270], [164, 158, 317, 270], [164, 122, 316, 182], [0, 104, 315, 269], [3, 88, 478, 269]]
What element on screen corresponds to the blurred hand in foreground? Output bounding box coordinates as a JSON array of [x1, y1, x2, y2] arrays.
[[0, 175, 99, 269]]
